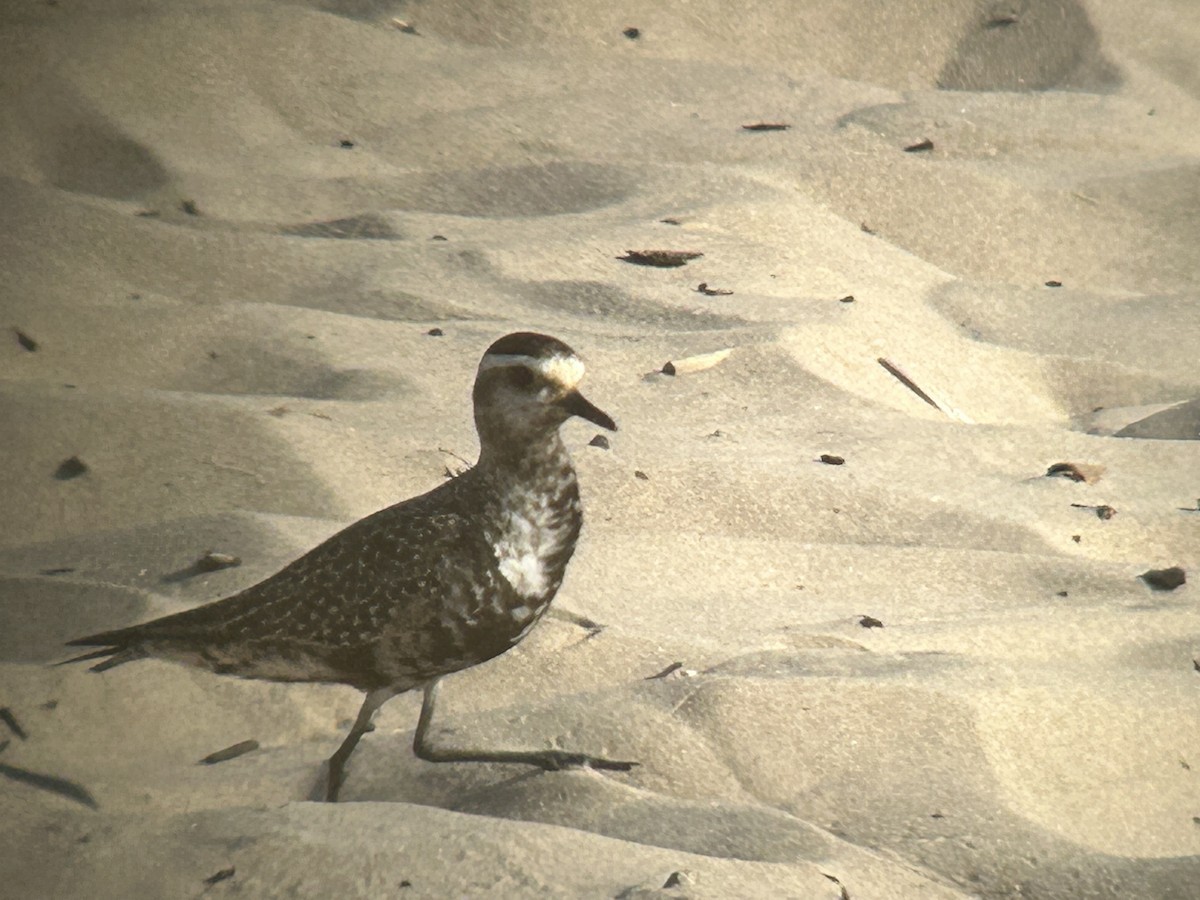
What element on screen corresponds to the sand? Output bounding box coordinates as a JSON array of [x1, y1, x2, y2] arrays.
[[2, 1, 1198, 897]]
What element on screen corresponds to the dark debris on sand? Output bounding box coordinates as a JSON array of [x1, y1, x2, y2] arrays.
[[618, 249, 703, 267]]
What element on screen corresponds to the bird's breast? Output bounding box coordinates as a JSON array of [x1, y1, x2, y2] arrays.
[[490, 497, 578, 601]]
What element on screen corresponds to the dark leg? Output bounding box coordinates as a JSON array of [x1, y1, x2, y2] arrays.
[[325, 687, 395, 802], [412, 677, 636, 772]]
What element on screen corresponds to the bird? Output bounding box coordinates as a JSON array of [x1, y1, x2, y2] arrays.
[[63, 331, 635, 801]]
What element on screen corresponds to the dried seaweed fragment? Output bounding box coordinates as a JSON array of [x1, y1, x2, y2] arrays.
[[618, 249, 703, 267], [200, 740, 259, 765], [1045, 462, 1104, 484]]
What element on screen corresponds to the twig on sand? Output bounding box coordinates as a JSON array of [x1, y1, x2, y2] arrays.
[[877, 357, 939, 410], [644, 662, 685, 680], [200, 740, 260, 765]]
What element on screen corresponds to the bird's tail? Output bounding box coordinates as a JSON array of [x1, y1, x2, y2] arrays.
[[56, 643, 147, 672]]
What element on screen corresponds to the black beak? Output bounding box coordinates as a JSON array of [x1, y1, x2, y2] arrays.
[[561, 390, 617, 431]]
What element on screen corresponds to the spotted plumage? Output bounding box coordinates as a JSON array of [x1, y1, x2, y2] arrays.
[[65, 332, 635, 800]]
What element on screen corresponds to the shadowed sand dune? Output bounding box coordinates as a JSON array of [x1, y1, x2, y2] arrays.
[[2, 1, 1198, 898]]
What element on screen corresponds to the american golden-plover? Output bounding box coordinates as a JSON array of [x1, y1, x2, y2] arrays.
[[65, 332, 634, 800]]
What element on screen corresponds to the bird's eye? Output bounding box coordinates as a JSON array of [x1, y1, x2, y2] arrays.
[[508, 366, 535, 388]]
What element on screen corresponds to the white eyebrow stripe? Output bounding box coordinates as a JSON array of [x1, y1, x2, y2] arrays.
[[478, 353, 586, 388]]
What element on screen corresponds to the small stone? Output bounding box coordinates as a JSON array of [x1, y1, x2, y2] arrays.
[[859, 615, 884, 628], [426, 327, 444, 337], [819, 454, 845, 466], [1140, 567, 1186, 591], [54, 456, 88, 480], [622, 27, 640, 39], [663, 870, 697, 888], [195, 551, 241, 573], [588, 435, 610, 449]]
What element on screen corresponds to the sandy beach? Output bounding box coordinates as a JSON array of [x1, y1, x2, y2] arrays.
[[2, 1, 1198, 897]]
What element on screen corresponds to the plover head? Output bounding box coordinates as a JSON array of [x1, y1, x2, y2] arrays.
[[473, 332, 616, 446]]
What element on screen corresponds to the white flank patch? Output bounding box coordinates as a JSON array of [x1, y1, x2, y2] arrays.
[[478, 352, 586, 390], [492, 501, 568, 599]]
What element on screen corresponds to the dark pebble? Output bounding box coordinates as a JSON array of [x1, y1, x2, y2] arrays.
[[1140, 567, 1186, 591], [54, 456, 88, 480]]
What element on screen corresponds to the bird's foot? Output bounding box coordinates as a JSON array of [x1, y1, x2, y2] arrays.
[[530, 749, 638, 772]]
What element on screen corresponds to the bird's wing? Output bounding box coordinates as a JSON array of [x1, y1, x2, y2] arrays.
[[65, 478, 484, 656]]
